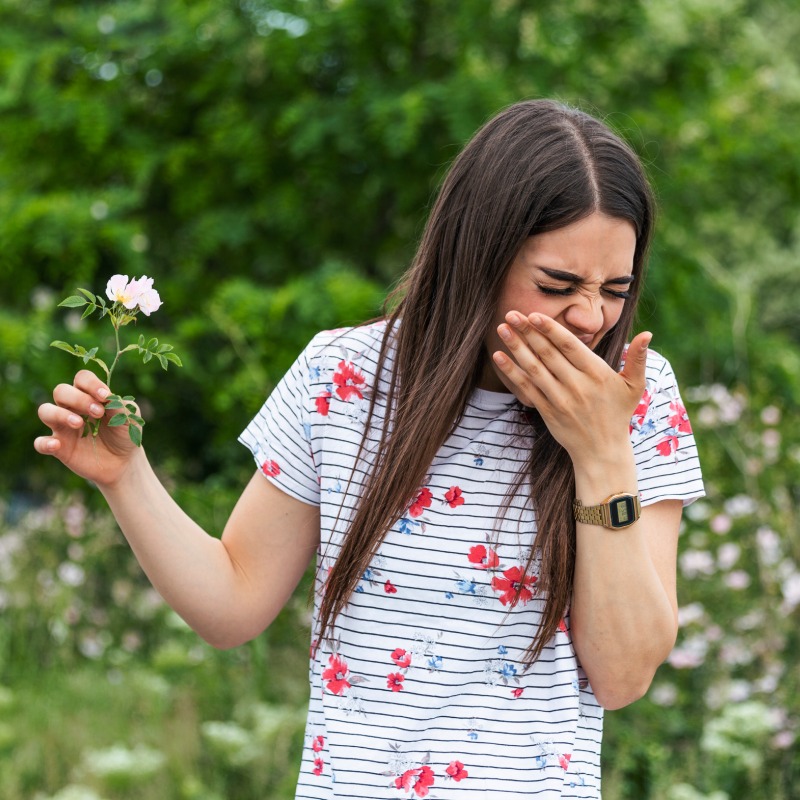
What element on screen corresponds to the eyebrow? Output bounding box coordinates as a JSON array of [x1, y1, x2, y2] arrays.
[[539, 267, 635, 286]]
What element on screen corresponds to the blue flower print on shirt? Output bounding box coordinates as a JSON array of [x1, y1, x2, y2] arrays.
[[501, 663, 517, 679], [427, 655, 443, 671], [457, 578, 477, 595]]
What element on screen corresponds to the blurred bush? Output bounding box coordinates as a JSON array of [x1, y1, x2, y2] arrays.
[[2, 0, 799, 493], [1, 0, 799, 798]]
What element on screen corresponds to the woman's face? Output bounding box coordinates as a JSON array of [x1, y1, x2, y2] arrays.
[[482, 211, 638, 392]]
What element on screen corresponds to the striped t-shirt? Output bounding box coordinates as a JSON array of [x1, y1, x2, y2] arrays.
[[239, 321, 705, 800]]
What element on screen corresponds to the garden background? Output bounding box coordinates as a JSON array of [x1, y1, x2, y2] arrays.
[[1, 0, 799, 798]]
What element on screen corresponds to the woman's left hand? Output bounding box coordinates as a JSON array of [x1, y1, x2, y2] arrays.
[[491, 311, 651, 466]]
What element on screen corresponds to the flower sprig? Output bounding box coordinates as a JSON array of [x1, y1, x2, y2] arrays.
[[51, 274, 182, 446]]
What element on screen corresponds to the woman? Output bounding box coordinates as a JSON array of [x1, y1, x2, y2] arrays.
[[35, 99, 704, 798]]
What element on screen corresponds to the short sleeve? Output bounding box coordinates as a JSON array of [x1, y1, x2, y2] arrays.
[[629, 352, 705, 507], [238, 338, 321, 506]]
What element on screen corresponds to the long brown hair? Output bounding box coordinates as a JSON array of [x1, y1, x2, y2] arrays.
[[317, 99, 655, 663]]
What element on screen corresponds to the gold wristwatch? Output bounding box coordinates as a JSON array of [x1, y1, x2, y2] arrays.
[[573, 492, 641, 530]]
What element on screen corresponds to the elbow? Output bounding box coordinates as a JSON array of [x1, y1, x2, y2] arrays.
[[196, 621, 268, 651], [593, 677, 653, 711], [585, 635, 677, 711]]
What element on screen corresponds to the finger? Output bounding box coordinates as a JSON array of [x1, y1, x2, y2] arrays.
[[620, 331, 652, 390], [53, 383, 107, 420], [38, 401, 86, 433], [73, 369, 111, 402], [34, 435, 62, 455], [491, 349, 551, 410], [504, 311, 577, 379], [525, 313, 599, 370]]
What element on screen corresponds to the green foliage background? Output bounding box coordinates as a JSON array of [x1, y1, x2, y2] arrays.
[[1, 1, 798, 798]]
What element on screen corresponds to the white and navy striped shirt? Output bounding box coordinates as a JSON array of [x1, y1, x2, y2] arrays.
[[239, 321, 704, 799]]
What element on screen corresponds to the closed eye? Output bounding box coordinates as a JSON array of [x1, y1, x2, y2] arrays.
[[537, 284, 631, 300]]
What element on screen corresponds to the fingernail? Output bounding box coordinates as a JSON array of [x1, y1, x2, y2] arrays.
[[498, 325, 512, 341], [507, 311, 522, 326], [530, 313, 543, 327], [47, 439, 58, 451], [69, 414, 83, 427], [90, 403, 104, 417], [97, 388, 109, 399]]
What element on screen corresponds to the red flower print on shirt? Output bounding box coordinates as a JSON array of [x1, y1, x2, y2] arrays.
[[491, 566, 537, 606], [656, 434, 679, 457], [444, 486, 465, 508], [558, 619, 568, 633], [333, 360, 366, 401], [559, 753, 572, 771], [391, 648, 412, 668], [261, 459, 281, 477], [387, 672, 405, 691], [315, 390, 332, 415], [409, 487, 433, 517], [511, 687, 524, 698], [630, 389, 653, 433], [313, 756, 324, 775], [312, 735, 325, 752], [668, 400, 692, 434], [468, 544, 499, 570], [446, 760, 468, 781], [395, 765, 435, 796], [322, 654, 351, 695], [385, 580, 398, 594]]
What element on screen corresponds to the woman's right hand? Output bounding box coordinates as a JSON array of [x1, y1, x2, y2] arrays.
[[34, 369, 143, 488]]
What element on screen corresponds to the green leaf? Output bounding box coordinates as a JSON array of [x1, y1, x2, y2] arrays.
[[157, 343, 173, 353], [129, 424, 143, 447], [107, 413, 128, 427], [146, 337, 158, 351], [128, 414, 145, 426], [105, 399, 124, 409], [77, 288, 96, 303], [164, 353, 183, 367], [50, 341, 79, 356], [122, 395, 135, 401], [138, 334, 145, 347], [124, 403, 137, 413], [58, 296, 88, 308], [80, 304, 97, 320], [119, 344, 138, 354], [142, 351, 152, 364], [81, 347, 98, 365], [90, 357, 110, 376]]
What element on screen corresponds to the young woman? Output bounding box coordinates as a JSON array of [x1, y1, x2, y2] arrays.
[[36, 99, 704, 799]]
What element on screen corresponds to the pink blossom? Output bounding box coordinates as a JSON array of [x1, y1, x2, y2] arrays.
[[106, 274, 136, 306], [724, 570, 751, 590], [717, 542, 741, 571], [710, 514, 732, 534], [105, 273, 162, 314], [137, 288, 162, 316]]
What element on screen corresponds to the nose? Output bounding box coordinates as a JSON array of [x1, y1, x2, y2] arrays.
[[563, 291, 605, 335]]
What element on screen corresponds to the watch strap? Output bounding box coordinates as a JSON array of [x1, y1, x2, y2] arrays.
[[573, 493, 641, 529]]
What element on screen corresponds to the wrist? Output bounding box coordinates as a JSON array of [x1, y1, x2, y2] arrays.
[[97, 446, 150, 495], [572, 449, 637, 502]]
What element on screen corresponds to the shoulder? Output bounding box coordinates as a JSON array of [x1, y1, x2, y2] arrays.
[[303, 320, 391, 363]]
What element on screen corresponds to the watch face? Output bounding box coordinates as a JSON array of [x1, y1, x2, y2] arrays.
[[609, 496, 636, 528]]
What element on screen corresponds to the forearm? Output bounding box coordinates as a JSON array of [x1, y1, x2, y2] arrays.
[[99, 449, 250, 647], [570, 451, 678, 709]]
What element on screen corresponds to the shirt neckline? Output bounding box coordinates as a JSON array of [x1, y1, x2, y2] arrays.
[[469, 386, 519, 412]]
